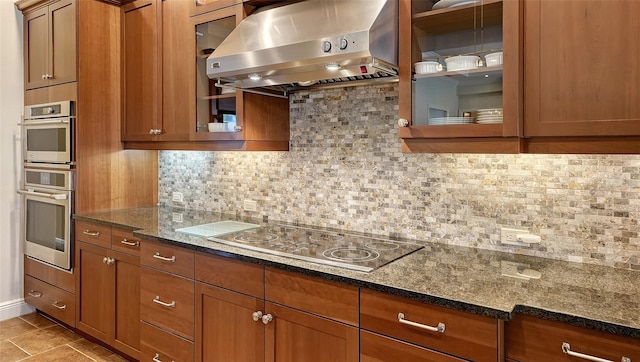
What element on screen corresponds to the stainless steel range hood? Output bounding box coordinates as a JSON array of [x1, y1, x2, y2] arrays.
[[206, 0, 398, 93]]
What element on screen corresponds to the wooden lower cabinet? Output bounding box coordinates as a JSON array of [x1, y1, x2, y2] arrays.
[[361, 330, 465, 362], [76, 240, 140, 359], [24, 275, 76, 327], [505, 314, 640, 362], [140, 321, 194, 362], [265, 302, 359, 362], [195, 282, 265, 362]]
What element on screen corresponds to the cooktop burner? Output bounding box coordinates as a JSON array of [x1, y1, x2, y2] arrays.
[[208, 224, 423, 272]]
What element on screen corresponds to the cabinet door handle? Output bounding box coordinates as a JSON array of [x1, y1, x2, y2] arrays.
[[261, 313, 273, 325], [83, 230, 100, 237], [153, 296, 176, 308], [28, 290, 42, 298], [152, 353, 175, 362], [120, 238, 139, 247], [153, 252, 175, 262], [562, 342, 631, 362], [252, 311, 263, 322], [51, 301, 67, 310], [397, 313, 445, 333], [102, 257, 115, 265]]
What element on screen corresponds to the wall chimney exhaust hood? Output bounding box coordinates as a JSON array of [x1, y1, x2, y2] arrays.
[[206, 0, 398, 96]]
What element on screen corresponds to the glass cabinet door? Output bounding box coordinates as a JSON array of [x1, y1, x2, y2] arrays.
[[398, 0, 522, 152], [193, 7, 240, 139]]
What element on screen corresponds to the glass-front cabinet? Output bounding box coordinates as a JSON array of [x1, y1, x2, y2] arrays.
[[398, 0, 522, 153], [192, 6, 240, 140]]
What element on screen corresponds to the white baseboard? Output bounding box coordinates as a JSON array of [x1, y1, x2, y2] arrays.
[[0, 298, 35, 321]]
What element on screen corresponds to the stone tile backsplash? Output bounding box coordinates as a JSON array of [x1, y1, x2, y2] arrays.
[[159, 84, 640, 269]]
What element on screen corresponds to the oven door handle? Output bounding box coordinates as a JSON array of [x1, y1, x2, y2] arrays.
[[17, 189, 68, 200], [18, 119, 71, 126]]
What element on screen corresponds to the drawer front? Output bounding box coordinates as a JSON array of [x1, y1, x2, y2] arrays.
[[111, 228, 141, 256], [505, 314, 640, 362], [265, 268, 358, 326], [141, 240, 195, 278], [140, 267, 195, 340], [75, 220, 112, 248], [24, 275, 76, 327], [361, 330, 466, 362], [195, 252, 264, 297], [360, 289, 500, 362], [140, 321, 194, 362], [24, 255, 75, 294]]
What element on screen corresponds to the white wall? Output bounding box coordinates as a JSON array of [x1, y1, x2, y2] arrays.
[[0, 0, 32, 320]]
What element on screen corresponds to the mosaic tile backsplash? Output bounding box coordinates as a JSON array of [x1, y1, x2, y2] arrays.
[[159, 84, 640, 269]]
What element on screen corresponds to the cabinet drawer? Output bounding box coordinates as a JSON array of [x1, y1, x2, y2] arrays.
[[75, 220, 111, 248], [141, 240, 194, 278], [111, 228, 141, 256], [24, 255, 75, 294], [140, 321, 194, 362], [505, 314, 640, 362], [140, 267, 195, 340], [360, 289, 500, 362], [195, 252, 264, 297], [24, 275, 76, 327], [265, 268, 358, 326], [361, 330, 465, 362]]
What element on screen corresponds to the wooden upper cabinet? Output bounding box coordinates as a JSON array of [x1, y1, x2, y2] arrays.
[[523, 0, 640, 153], [23, 0, 77, 90], [121, 0, 160, 141], [398, 0, 523, 153]]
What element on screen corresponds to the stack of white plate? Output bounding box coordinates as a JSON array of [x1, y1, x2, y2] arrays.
[[429, 117, 474, 125], [476, 108, 503, 124]]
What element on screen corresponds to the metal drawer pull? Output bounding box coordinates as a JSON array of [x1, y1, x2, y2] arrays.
[[83, 230, 100, 237], [52, 301, 67, 310], [153, 296, 176, 308], [562, 343, 630, 362], [398, 313, 445, 333], [120, 238, 139, 247], [153, 252, 176, 262], [28, 290, 42, 298], [252, 311, 263, 322], [152, 353, 175, 362]]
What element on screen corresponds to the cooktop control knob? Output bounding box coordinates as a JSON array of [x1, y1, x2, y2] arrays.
[[339, 38, 348, 50], [322, 40, 332, 53]]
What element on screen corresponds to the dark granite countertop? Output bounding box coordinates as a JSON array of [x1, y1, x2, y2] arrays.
[[74, 206, 640, 339]]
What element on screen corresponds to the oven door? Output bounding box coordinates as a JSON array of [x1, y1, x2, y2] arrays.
[[19, 187, 73, 270], [24, 118, 73, 164]]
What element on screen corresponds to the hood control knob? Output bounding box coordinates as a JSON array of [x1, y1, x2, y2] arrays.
[[339, 38, 348, 50], [322, 41, 332, 53]]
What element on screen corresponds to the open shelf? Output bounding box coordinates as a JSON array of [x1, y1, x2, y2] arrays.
[[414, 66, 502, 80], [413, 0, 502, 35]]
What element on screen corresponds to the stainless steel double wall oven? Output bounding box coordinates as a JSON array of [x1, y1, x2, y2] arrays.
[[19, 101, 75, 270]]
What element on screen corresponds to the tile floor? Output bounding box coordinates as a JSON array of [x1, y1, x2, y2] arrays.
[[0, 313, 128, 361]]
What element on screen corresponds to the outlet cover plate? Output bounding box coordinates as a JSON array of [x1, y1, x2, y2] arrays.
[[243, 200, 257, 212], [501, 227, 530, 247], [172, 192, 183, 203]]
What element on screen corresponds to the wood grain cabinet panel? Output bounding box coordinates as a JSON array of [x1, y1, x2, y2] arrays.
[[24, 275, 76, 327], [140, 267, 195, 340], [505, 314, 640, 362], [111, 228, 141, 256], [140, 321, 194, 362], [360, 289, 501, 362], [265, 267, 358, 326], [23, 0, 77, 90], [75, 220, 112, 248], [361, 330, 466, 362], [141, 240, 195, 278], [195, 252, 264, 297]]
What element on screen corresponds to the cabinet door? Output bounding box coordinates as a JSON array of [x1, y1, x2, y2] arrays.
[[524, 1, 640, 140], [122, 0, 160, 141], [398, 0, 523, 153], [195, 282, 264, 362], [24, 6, 49, 90], [76, 241, 114, 342], [112, 250, 140, 359], [48, 0, 76, 87], [265, 302, 359, 362]]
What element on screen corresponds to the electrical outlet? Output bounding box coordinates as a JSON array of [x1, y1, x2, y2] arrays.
[[501, 227, 530, 246], [172, 212, 183, 223], [172, 192, 183, 203], [243, 200, 257, 212]]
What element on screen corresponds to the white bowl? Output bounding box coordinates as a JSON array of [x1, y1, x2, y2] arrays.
[[208, 123, 225, 132], [444, 55, 483, 71], [414, 61, 443, 74], [484, 52, 503, 67]]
